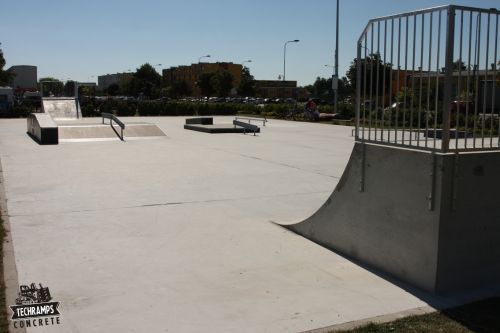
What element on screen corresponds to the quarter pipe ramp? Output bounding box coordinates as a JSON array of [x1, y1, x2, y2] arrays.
[[279, 142, 500, 294], [42, 97, 80, 120]]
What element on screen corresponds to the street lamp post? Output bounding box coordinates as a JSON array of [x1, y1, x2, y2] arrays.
[[198, 55, 211, 63], [325, 65, 337, 104], [153, 64, 162, 87], [197, 55, 211, 97], [283, 40, 299, 81], [241, 59, 252, 67], [334, 0, 340, 115]]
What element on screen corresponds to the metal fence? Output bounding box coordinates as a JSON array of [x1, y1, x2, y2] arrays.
[[355, 5, 500, 153]]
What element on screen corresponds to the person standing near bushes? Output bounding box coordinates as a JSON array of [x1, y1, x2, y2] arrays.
[[304, 99, 319, 121]]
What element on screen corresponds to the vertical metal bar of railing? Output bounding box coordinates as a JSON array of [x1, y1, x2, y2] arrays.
[[473, 13, 482, 149], [425, 12, 434, 148], [491, 13, 498, 147], [442, 7, 456, 153], [402, 16, 408, 144], [395, 18, 401, 143], [363, 33, 368, 140], [369, 23, 374, 140], [465, 11, 473, 149], [388, 19, 394, 143], [355, 41, 362, 140], [456, 10, 464, 150], [375, 21, 381, 141], [417, 14, 425, 147], [482, 13, 490, 148], [433, 11, 442, 151], [381, 20, 387, 142], [410, 15, 417, 146], [494, 14, 499, 147]]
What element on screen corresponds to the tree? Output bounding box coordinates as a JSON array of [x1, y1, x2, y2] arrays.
[[39, 77, 63, 96], [107, 83, 120, 96], [237, 67, 256, 96], [210, 70, 234, 97], [307, 76, 354, 103], [125, 63, 161, 99], [452, 60, 467, 71], [167, 80, 192, 98], [346, 53, 392, 99], [135, 63, 161, 85], [198, 73, 215, 96], [0, 48, 14, 86], [63, 80, 78, 97]]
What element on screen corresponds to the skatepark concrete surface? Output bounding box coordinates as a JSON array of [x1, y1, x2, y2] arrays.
[[57, 121, 166, 142], [0, 116, 497, 333]]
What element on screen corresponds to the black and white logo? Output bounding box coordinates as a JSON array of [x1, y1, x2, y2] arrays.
[[10, 283, 61, 329]]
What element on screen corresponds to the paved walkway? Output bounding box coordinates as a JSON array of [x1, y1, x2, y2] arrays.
[[0, 117, 491, 332]]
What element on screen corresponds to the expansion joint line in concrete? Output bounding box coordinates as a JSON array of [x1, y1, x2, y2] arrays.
[[7, 190, 331, 218]]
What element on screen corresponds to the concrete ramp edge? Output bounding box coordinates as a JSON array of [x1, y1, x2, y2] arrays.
[[277, 142, 500, 294]]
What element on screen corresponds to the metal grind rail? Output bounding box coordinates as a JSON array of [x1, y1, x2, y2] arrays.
[[102, 113, 125, 141], [355, 5, 500, 153], [234, 116, 267, 126]]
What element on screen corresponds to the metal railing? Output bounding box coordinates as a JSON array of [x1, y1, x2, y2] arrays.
[[234, 116, 267, 126], [102, 113, 125, 141], [355, 5, 500, 153]]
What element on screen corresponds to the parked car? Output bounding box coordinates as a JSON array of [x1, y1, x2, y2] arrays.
[[384, 102, 407, 112], [450, 100, 474, 114]]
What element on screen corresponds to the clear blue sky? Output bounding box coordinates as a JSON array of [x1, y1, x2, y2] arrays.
[[1, 0, 498, 86]]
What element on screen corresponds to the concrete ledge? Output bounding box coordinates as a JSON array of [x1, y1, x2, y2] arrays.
[[185, 117, 213, 125], [27, 113, 58, 145], [184, 123, 247, 134]]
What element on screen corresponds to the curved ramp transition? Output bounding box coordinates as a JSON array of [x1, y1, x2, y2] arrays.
[[280, 142, 500, 294]]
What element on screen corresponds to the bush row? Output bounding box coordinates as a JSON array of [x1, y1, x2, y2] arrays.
[[0, 100, 356, 121], [81, 101, 262, 118], [0, 105, 33, 118]]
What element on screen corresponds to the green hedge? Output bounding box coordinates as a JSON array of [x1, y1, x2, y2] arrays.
[[0, 105, 32, 118], [81, 101, 259, 117]]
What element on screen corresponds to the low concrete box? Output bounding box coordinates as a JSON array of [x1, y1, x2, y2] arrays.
[[185, 117, 213, 125], [27, 113, 58, 145]]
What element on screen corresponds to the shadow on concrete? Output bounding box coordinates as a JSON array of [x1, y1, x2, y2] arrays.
[[440, 297, 500, 333], [273, 220, 500, 316]]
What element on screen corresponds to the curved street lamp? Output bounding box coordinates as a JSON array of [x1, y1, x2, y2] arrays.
[[153, 64, 162, 86], [241, 59, 252, 66], [283, 39, 299, 81], [198, 55, 211, 63]]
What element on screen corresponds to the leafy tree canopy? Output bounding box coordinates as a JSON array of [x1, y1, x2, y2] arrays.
[[167, 80, 192, 98], [346, 53, 392, 96], [107, 83, 120, 96], [210, 70, 234, 97], [306, 76, 353, 102], [198, 72, 215, 96], [39, 77, 64, 96], [124, 63, 162, 99], [237, 67, 256, 97], [0, 49, 14, 86]]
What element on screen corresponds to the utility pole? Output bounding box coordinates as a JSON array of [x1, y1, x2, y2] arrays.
[[334, 0, 340, 115]]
